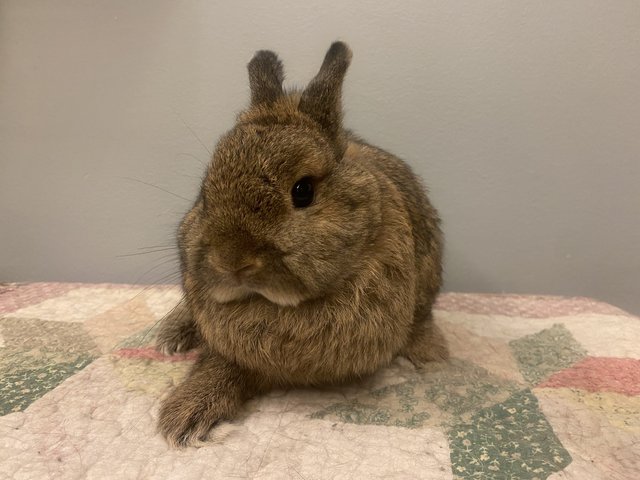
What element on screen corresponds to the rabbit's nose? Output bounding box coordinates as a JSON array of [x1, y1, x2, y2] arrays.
[[209, 251, 262, 277]]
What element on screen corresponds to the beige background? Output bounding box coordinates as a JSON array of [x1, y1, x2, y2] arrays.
[[1, 1, 639, 313]]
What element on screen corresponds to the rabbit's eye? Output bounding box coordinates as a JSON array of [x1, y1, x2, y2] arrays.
[[291, 177, 314, 208]]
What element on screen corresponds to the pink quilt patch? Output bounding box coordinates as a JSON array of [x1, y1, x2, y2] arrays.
[[537, 357, 640, 396], [0, 283, 80, 314]]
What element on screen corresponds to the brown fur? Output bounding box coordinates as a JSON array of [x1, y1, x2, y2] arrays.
[[156, 42, 446, 447]]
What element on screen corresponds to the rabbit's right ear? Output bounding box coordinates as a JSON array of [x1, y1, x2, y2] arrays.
[[247, 50, 285, 106], [299, 42, 352, 141]]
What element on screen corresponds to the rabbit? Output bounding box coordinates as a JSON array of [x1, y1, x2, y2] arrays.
[[155, 41, 447, 447]]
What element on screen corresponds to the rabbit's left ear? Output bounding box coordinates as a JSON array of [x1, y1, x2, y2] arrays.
[[299, 42, 352, 140], [248, 50, 285, 106]]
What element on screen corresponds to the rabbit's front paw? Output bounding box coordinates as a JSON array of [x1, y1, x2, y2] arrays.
[[156, 320, 201, 356], [155, 300, 201, 355], [158, 385, 225, 447], [158, 351, 247, 447]]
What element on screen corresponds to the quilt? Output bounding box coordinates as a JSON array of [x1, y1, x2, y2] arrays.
[[0, 282, 638, 479]]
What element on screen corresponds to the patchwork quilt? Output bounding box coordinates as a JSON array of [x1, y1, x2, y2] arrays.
[[0, 282, 638, 479]]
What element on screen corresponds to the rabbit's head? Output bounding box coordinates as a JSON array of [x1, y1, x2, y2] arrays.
[[179, 42, 386, 308]]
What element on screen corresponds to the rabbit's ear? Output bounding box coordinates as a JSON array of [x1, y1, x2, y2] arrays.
[[248, 50, 285, 106], [299, 42, 352, 138]]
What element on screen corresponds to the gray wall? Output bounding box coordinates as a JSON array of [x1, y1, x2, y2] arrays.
[[2, 1, 639, 314]]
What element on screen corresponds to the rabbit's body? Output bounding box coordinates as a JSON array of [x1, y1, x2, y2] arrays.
[[156, 43, 446, 447], [190, 138, 439, 386]]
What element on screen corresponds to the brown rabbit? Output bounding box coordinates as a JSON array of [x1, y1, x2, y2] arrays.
[[156, 41, 447, 447]]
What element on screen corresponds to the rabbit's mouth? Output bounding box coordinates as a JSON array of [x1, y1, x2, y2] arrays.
[[209, 284, 254, 304], [253, 287, 307, 307], [208, 274, 309, 307]]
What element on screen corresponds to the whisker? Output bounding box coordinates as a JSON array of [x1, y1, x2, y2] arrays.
[[134, 292, 188, 348], [117, 176, 192, 203], [114, 270, 183, 330], [133, 258, 181, 285], [139, 265, 184, 287], [136, 244, 176, 250], [176, 152, 208, 169], [116, 248, 176, 258], [148, 272, 182, 286], [172, 108, 213, 157]]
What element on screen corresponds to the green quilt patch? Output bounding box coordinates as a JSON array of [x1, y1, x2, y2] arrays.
[[311, 359, 518, 429], [0, 317, 98, 415], [509, 323, 587, 385], [0, 356, 94, 415], [311, 400, 394, 426], [448, 389, 571, 479]]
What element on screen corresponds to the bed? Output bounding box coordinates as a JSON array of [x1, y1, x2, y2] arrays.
[[1, 282, 638, 479]]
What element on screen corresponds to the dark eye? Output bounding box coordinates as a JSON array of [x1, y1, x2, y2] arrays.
[[291, 177, 314, 208]]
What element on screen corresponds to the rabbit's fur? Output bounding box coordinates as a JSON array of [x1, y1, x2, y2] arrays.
[[156, 42, 446, 447]]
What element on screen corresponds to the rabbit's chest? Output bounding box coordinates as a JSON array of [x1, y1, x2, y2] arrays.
[[200, 299, 413, 384]]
